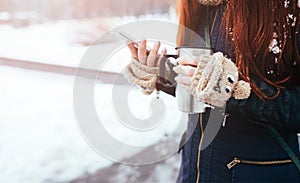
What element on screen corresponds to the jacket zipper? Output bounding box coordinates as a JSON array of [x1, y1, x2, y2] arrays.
[[227, 157, 292, 169], [196, 111, 229, 182], [196, 113, 204, 183], [195, 9, 221, 181]]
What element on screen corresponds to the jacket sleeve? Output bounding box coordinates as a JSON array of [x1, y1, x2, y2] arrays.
[[226, 79, 300, 132]]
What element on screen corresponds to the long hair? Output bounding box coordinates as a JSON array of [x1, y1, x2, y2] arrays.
[[176, 0, 206, 45], [177, 0, 300, 101]]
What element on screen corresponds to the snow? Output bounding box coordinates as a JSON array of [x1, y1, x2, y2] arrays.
[[94, 83, 185, 147], [0, 11, 183, 183], [145, 156, 181, 183], [0, 22, 87, 68], [0, 10, 176, 69], [0, 66, 110, 183], [0, 65, 185, 183]]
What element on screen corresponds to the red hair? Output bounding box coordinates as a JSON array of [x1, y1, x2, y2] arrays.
[[177, 0, 300, 101]]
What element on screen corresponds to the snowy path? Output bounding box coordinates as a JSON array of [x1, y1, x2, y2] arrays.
[[0, 14, 185, 183], [0, 66, 110, 183], [0, 65, 186, 183]]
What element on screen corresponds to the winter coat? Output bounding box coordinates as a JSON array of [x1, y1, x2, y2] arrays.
[[174, 5, 300, 183]]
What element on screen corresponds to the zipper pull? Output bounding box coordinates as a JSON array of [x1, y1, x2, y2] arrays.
[[227, 157, 240, 169], [222, 113, 229, 127]]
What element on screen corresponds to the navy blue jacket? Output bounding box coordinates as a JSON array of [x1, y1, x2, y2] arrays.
[[176, 5, 300, 183]]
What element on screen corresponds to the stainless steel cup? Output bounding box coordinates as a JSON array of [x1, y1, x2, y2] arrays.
[[175, 47, 212, 113]]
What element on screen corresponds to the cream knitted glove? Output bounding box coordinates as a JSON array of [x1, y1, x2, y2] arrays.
[[124, 58, 159, 95], [198, 0, 223, 6], [190, 52, 251, 107]]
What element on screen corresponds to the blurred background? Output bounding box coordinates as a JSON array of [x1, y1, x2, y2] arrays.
[[0, 0, 172, 22], [0, 0, 186, 183], [0, 0, 175, 44]]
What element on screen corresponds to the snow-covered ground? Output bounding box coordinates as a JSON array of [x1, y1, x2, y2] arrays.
[[0, 11, 185, 183], [0, 66, 109, 183], [0, 22, 86, 66], [0, 64, 185, 183]]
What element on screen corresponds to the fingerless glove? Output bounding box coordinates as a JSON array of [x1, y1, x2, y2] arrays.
[[124, 58, 159, 95]]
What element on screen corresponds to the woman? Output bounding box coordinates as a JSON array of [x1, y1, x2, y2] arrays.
[[125, 0, 300, 182]]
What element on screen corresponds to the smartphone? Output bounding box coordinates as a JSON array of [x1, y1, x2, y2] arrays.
[[115, 30, 151, 53]]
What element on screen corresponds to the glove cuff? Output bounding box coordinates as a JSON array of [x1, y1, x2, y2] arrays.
[[189, 55, 211, 94], [124, 58, 159, 95], [131, 58, 159, 75]]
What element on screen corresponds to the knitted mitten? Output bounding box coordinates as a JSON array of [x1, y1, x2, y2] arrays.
[[124, 58, 159, 95], [190, 52, 251, 107]]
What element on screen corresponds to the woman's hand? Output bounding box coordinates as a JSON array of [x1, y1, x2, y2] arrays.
[[127, 39, 167, 67], [173, 56, 198, 90], [124, 39, 167, 95]]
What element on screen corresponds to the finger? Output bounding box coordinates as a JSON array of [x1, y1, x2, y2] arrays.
[[176, 55, 199, 66], [173, 65, 196, 77], [147, 41, 160, 67], [126, 41, 138, 59], [175, 75, 192, 86], [156, 47, 167, 67], [138, 39, 147, 65]]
